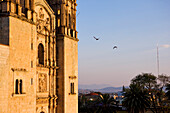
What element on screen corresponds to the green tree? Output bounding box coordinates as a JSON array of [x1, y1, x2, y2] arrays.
[[131, 73, 157, 89], [123, 84, 150, 113], [157, 74, 170, 113], [131, 73, 159, 113], [158, 74, 170, 90], [165, 84, 170, 100]]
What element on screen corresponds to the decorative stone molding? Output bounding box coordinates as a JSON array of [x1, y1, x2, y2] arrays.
[[39, 74, 47, 92], [36, 7, 50, 33], [12, 93, 26, 97], [11, 68, 27, 72], [36, 98, 49, 104], [69, 75, 77, 79]]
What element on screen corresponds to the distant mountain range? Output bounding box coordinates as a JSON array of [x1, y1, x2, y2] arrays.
[[79, 84, 113, 90], [93, 87, 123, 93], [79, 84, 127, 94]]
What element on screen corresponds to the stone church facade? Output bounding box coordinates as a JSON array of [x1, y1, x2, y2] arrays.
[[0, 0, 78, 113]]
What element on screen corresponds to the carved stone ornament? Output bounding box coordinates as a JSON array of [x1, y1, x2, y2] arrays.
[[39, 74, 47, 92], [11, 68, 27, 72], [36, 98, 48, 104], [36, 7, 50, 33], [69, 76, 77, 79]]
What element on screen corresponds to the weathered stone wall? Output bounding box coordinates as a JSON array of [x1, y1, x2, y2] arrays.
[[0, 44, 9, 113], [0, 0, 79, 112], [49, 0, 79, 112], [57, 37, 78, 113], [64, 37, 78, 113], [7, 16, 37, 113]]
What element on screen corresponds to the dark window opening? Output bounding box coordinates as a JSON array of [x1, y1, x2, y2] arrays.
[[31, 78, 33, 85], [70, 29, 73, 37], [20, 0, 26, 14], [29, 0, 31, 9], [38, 43, 44, 65], [16, 4, 19, 14], [65, 10, 67, 27], [31, 43, 33, 50], [75, 32, 77, 38], [15, 79, 23, 94], [73, 22, 75, 30], [31, 61, 33, 68], [70, 82, 75, 94], [20, 80, 22, 94], [15, 79, 19, 94], [69, 14, 71, 28], [65, 17, 67, 27]]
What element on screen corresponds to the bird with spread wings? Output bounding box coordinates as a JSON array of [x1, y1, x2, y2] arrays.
[[93, 36, 100, 40]]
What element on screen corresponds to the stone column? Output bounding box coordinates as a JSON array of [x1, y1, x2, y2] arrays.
[[46, 34, 49, 66], [61, 3, 65, 27], [16, 0, 21, 15], [25, 0, 32, 19], [74, 6, 76, 30], [16, 0, 20, 4], [25, 0, 29, 9], [31, 0, 35, 10], [31, 0, 36, 22]]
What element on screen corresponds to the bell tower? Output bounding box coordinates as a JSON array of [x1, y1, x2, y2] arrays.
[[0, 0, 36, 45], [47, 0, 78, 113]]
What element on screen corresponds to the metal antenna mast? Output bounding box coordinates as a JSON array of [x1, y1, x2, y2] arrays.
[[157, 45, 160, 76]]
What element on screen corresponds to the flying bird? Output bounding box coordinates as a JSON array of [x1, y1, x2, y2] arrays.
[[93, 36, 100, 40], [113, 46, 117, 49]]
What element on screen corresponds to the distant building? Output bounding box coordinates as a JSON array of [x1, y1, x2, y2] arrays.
[[0, 0, 78, 113], [85, 92, 101, 101]]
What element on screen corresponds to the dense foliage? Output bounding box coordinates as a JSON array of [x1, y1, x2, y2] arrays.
[[123, 73, 170, 113], [123, 84, 150, 113]]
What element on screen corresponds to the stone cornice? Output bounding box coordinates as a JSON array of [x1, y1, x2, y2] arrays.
[[0, 12, 36, 25], [11, 68, 27, 72], [57, 34, 79, 42]]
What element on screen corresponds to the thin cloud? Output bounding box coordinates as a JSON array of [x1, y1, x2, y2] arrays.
[[160, 44, 170, 48]]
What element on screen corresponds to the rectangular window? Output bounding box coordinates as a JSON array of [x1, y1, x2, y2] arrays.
[[31, 29, 33, 50], [15, 79, 23, 94], [31, 78, 33, 85], [70, 82, 75, 94], [31, 43, 33, 50], [20, 80, 22, 94], [15, 79, 19, 94], [31, 61, 33, 68]]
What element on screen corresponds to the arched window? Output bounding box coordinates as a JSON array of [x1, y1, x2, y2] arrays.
[[40, 112, 45, 113], [38, 43, 44, 65], [15, 79, 23, 94], [15, 79, 19, 94], [20, 80, 22, 94]]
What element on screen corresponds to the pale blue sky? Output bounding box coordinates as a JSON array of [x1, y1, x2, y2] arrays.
[[77, 0, 170, 87]]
